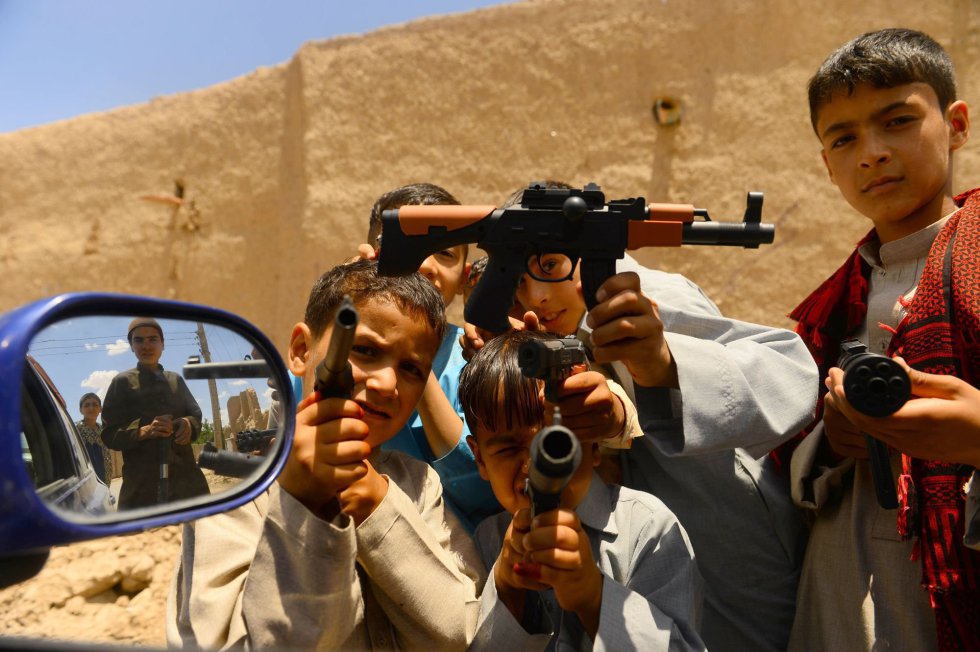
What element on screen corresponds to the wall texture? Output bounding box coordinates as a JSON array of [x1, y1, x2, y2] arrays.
[[2, 0, 978, 353]]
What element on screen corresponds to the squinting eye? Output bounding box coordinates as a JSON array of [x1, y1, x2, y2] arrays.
[[351, 345, 378, 358], [400, 363, 426, 380]]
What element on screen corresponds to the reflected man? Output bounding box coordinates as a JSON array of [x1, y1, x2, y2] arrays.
[[102, 318, 209, 509]]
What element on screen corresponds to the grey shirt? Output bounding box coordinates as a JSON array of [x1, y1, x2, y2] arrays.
[[472, 475, 705, 651], [788, 220, 949, 652], [584, 255, 819, 652]]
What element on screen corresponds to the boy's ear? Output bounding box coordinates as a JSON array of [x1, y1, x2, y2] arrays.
[[458, 261, 473, 296], [947, 100, 970, 151], [287, 323, 314, 377], [820, 149, 837, 186], [466, 435, 491, 481]]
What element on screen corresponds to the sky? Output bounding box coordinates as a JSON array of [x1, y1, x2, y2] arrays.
[[0, 0, 511, 134], [28, 315, 270, 434]]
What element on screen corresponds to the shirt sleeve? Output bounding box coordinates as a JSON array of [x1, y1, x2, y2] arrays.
[[601, 378, 643, 449], [167, 485, 363, 651], [625, 261, 818, 458], [355, 461, 486, 650], [592, 506, 705, 652], [788, 420, 855, 510], [174, 374, 202, 438], [966, 471, 980, 551]]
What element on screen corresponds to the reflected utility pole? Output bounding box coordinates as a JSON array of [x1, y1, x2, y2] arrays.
[[196, 323, 225, 450]]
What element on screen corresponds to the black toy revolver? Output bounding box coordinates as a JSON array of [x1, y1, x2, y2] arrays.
[[838, 339, 912, 509], [377, 182, 773, 333]]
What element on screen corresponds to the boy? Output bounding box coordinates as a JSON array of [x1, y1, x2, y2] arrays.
[[168, 260, 484, 651], [101, 317, 209, 509], [788, 28, 980, 651], [459, 330, 704, 651], [355, 182, 499, 531], [468, 182, 818, 652]]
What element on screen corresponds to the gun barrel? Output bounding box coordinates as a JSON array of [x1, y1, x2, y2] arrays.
[[681, 221, 775, 247], [198, 445, 263, 478], [527, 424, 581, 517], [235, 427, 277, 453], [314, 296, 359, 398], [183, 358, 272, 379]]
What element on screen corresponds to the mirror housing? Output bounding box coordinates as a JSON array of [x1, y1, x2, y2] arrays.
[[0, 293, 293, 557]]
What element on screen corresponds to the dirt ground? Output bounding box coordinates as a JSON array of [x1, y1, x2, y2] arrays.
[[0, 471, 241, 648], [0, 526, 181, 648]]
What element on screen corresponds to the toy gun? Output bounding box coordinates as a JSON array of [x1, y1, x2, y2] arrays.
[[377, 182, 774, 332], [518, 336, 589, 403], [197, 443, 264, 479], [525, 418, 582, 518], [518, 336, 585, 517], [838, 339, 912, 509], [314, 295, 358, 398]]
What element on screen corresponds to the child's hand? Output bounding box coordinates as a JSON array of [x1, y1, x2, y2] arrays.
[[173, 417, 193, 445], [586, 272, 678, 388], [493, 508, 544, 621], [543, 371, 625, 443], [460, 311, 542, 361], [822, 371, 870, 459], [827, 358, 980, 467], [277, 391, 372, 519], [336, 460, 389, 525], [520, 509, 603, 638]]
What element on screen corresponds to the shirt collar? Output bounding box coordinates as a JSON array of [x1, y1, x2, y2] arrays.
[[858, 215, 951, 268], [575, 472, 619, 537]]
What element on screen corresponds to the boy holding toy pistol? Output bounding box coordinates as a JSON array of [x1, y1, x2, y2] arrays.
[[168, 260, 484, 651], [460, 329, 704, 651]]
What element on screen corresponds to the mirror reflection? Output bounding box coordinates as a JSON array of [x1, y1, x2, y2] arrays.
[[23, 315, 284, 518]]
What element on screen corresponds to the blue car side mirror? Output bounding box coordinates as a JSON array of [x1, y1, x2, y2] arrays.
[[0, 293, 293, 584]]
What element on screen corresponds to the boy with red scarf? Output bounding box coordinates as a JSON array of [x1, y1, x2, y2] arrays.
[[787, 28, 980, 651]]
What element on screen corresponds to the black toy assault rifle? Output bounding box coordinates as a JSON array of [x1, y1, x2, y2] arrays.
[[378, 182, 774, 332], [838, 339, 912, 510]]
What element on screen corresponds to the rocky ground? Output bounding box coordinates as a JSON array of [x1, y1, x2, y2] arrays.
[[0, 470, 241, 648]]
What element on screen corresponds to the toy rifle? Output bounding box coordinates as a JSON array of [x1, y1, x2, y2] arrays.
[[378, 182, 774, 332], [519, 336, 586, 517], [838, 339, 912, 509]]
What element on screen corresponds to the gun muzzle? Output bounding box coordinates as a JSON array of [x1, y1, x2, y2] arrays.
[[838, 340, 911, 418], [526, 424, 581, 517], [198, 443, 263, 478], [314, 296, 359, 398]]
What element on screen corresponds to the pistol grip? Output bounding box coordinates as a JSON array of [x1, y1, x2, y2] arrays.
[[464, 251, 525, 333], [865, 434, 898, 509], [581, 258, 618, 311]]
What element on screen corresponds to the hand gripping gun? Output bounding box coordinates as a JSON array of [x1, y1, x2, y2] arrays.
[[518, 337, 587, 517], [838, 339, 912, 509]]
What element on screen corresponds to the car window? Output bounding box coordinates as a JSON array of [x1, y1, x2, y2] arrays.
[[20, 364, 83, 491]]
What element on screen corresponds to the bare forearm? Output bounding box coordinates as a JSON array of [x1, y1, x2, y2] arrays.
[[416, 371, 464, 458]]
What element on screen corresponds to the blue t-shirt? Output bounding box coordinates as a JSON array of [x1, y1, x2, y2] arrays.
[[291, 324, 500, 532]]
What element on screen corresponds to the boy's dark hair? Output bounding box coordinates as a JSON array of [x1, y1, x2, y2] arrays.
[[808, 28, 957, 132], [501, 180, 574, 209], [367, 183, 460, 248], [304, 259, 447, 344], [458, 329, 551, 435], [466, 255, 489, 290]]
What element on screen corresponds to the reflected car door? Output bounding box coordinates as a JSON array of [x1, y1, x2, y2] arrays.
[[20, 360, 113, 516]]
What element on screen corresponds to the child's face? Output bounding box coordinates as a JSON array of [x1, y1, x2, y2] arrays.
[[80, 397, 101, 420], [515, 254, 586, 336], [418, 245, 469, 307], [469, 418, 599, 515], [815, 82, 969, 242], [130, 327, 164, 367], [308, 299, 438, 448]]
